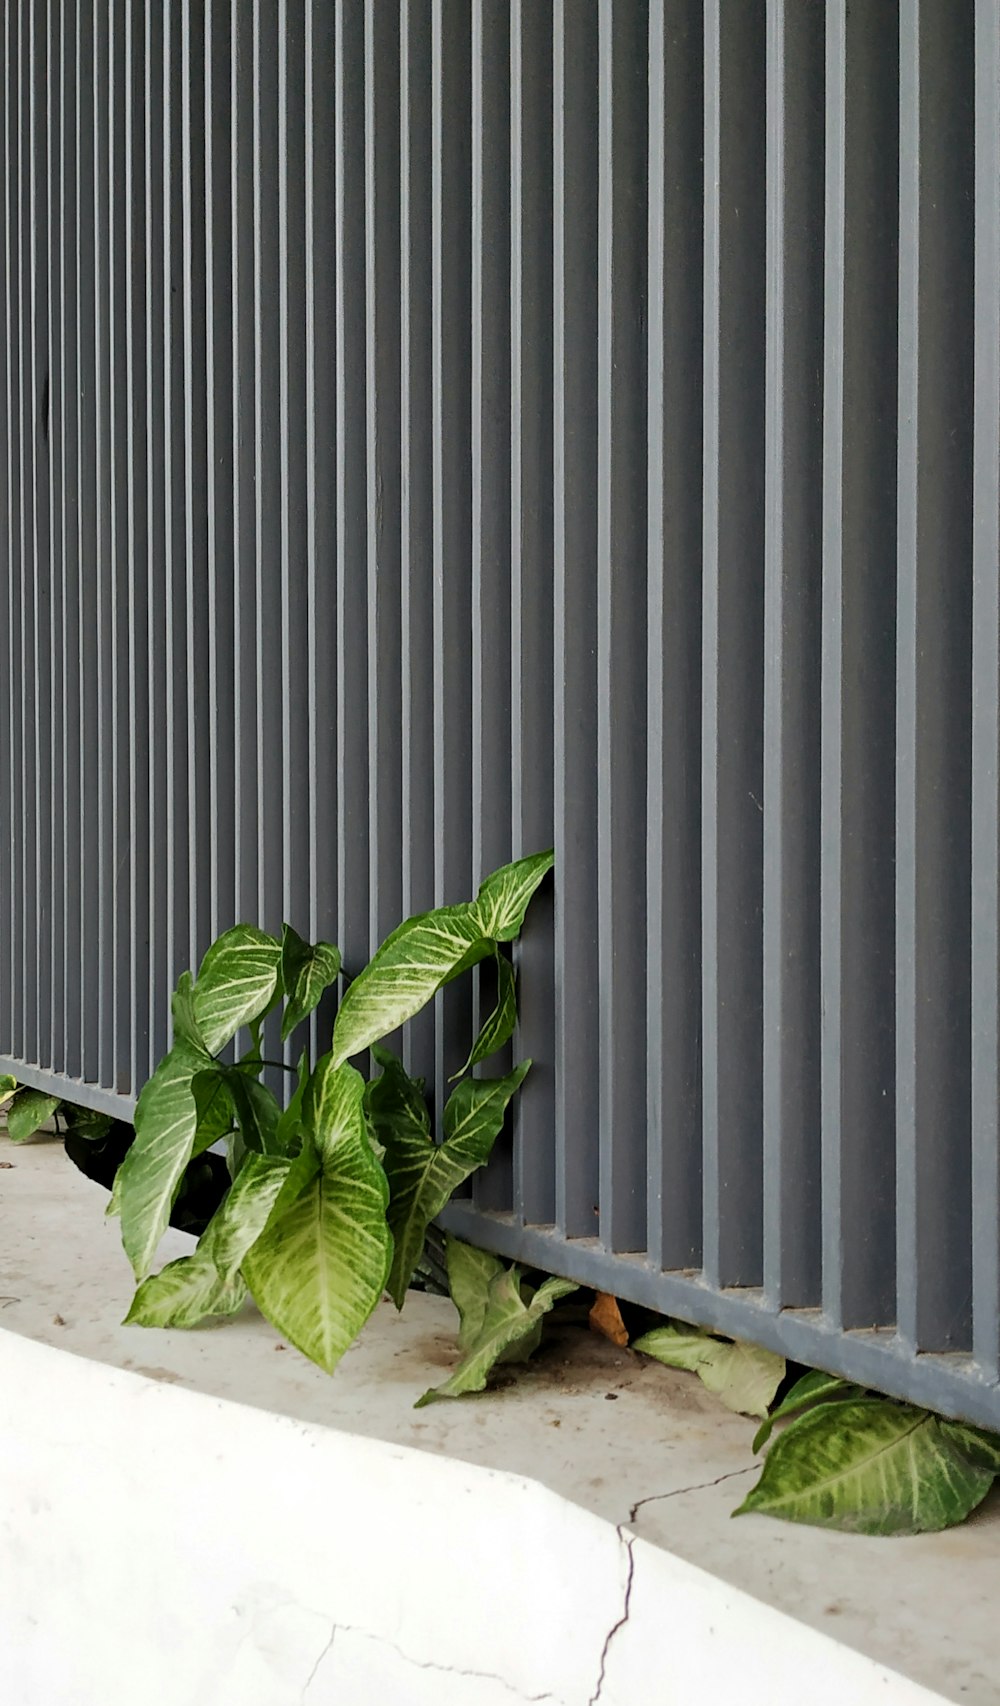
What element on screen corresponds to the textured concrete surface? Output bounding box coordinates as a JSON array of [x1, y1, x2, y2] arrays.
[[2, 1135, 997, 1703]]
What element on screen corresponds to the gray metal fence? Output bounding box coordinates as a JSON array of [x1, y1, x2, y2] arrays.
[[2, 0, 999, 1428]]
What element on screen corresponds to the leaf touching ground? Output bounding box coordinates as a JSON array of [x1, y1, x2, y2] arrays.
[[6, 1089, 62, 1142], [472, 849, 555, 942], [190, 925, 283, 1055], [451, 953, 517, 1079], [125, 1153, 290, 1330], [280, 924, 342, 1042], [417, 1266, 577, 1407], [242, 1060, 392, 1373], [331, 853, 552, 1067], [590, 1292, 629, 1347], [633, 1324, 785, 1420], [373, 1054, 529, 1309], [0, 1074, 17, 1107], [736, 1399, 996, 1535], [445, 1236, 506, 1350], [752, 1370, 860, 1452]]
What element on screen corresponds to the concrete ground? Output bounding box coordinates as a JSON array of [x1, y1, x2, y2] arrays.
[[2, 1134, 997, 1704]]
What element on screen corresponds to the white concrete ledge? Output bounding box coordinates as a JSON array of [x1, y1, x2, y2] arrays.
[[1, 1140, 993, 1706]]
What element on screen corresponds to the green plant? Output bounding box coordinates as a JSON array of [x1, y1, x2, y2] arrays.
[[1, 1079, 64, 1142], [115, 851, 553, 1375], [630, 1322, 1000, 1536], [416, 1236, 577, 1407]]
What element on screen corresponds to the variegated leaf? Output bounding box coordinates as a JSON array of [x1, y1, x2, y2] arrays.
[[736, 1399, 996, 1535], [752, 1369, 859, 1452], [242, 1061, 392, 1373], [190, 924, 282, 1055], [472, 849, 554, 942], [372, 1054, 529, 1308], [117, 1043, 204, 1277], [417, 1267, 577, 1407], [125, 1152, 290, 1329], [0, 1073, 17, 1107], [280, 924, 341, 1041], [633, 1324, 785, 1420], [6, 1088, 62, 1142], [331, 853, 552, 1067], [331, 908, 492, 1067]]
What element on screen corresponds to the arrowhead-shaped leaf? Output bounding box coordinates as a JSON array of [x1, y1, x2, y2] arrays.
[[190, 925, 282, 1055], [6, 1088, 62, 1142], [371, 1053, 529, 1308], [118, 1043, 205, 1277], [451, 953, 517, 1080], [331, 853, 552, 1067], [633, 1324, 785, 1420], [735, 1398, 996, 1534], [472, 849, 554, 942], [280, 924, 342, 1041], [117, 928, 282, 1279], [242, 1060, 392, 1373], [0, 1074, 17, 1107], [752, 1369, 860, 1452], [417, 1265, 577, 1406], [125, 1152, 290, 1329]]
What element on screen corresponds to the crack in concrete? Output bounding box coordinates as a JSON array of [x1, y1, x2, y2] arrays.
[[585, 1468, 756, 1704], [587, 1526, 635, 1706], [300, 1627, 337, 1700], [302, 1617, 560, 1704], [628, 1464, 756, 1525]]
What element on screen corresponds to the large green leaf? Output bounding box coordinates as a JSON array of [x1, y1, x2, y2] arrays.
[[633, 1324, 785, 1420], [280, 924, 342, 1042], [117, 928, 282, 1279], [736, 1398, 997, 1535], [0, 1073, 17, 1107], [417, 1265, 577, 1407], [370, 1053, 529, 1309], [451, 953, 517, 1080], [472, 849, 554, 942], [125, 1153, 290, 1330], [752, 1369, 860, 1452], [242, 1060, 392, 1373], [445, 1235, 505, 1351], [6, 1088, 62, 1142], [332, 909, 492, 1067], [118, 1043, 204, 1277], [331, 853, 552, 1067], [190, 925, 282, 1055]]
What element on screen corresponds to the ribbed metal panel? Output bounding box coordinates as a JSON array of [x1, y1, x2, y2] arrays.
[[2, 0, 998, 1427]]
